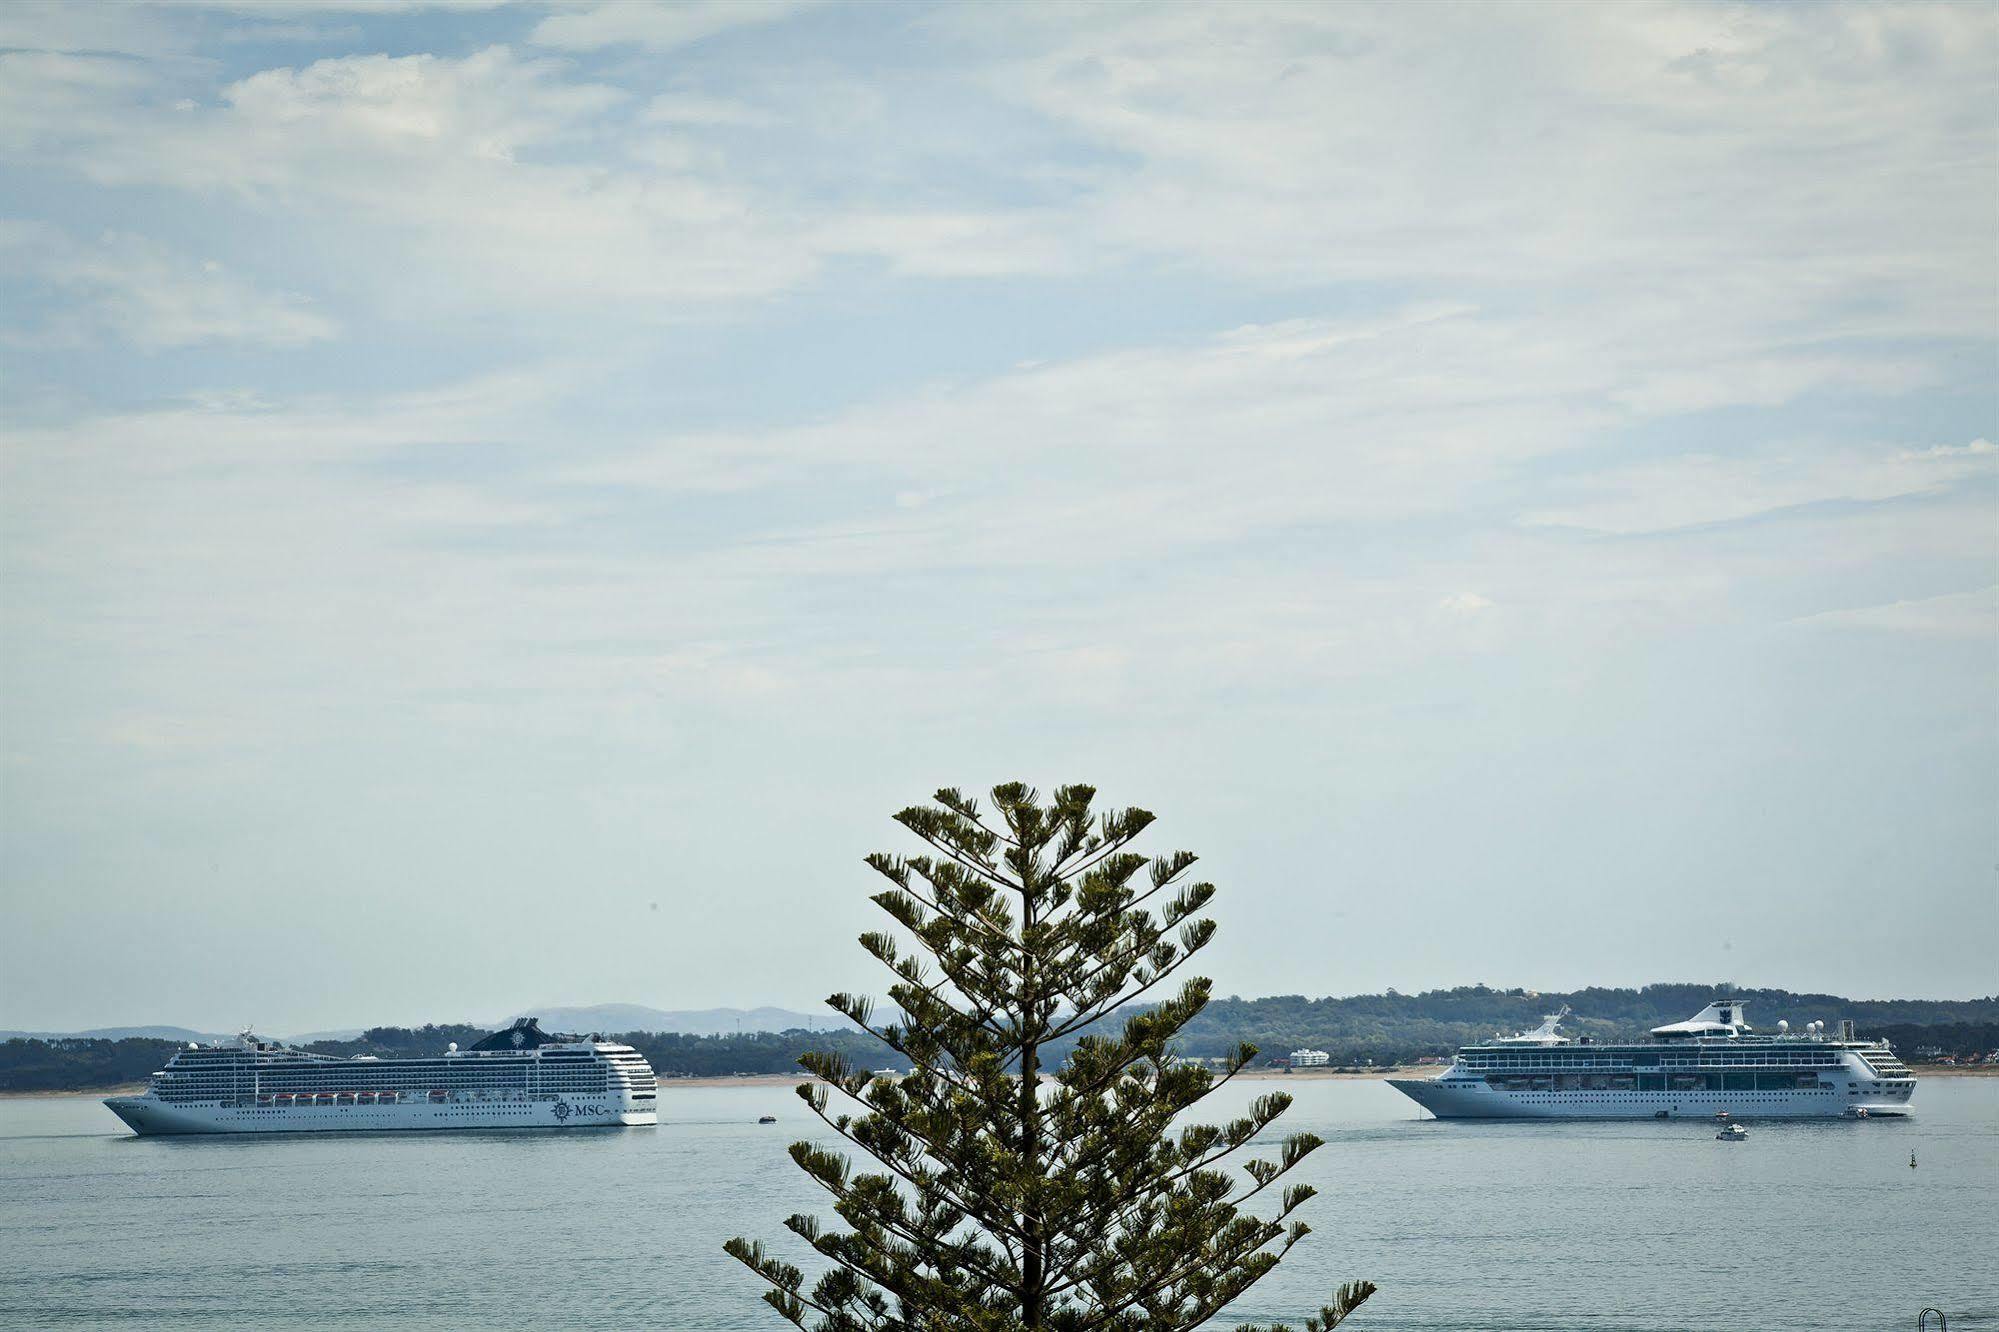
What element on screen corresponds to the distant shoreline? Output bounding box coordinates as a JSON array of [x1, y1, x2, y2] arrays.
[[0, 1083, 146, 1099], [11, 1063, 1991, 1098], [654, 1063, 1999, 1089]]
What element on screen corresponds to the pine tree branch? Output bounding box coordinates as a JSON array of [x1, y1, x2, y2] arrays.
[[1047, 945, 1210, 1042], [1044, 1125, 1311, 1297], [874, 879, 1023, 973], [793, 1166, 1022, 1296], [901, 818, 1027, 896], [722, 1240, 878, 1332], [1067, 1205, 1295, 1331], [792, 1094, 1036, 1248]]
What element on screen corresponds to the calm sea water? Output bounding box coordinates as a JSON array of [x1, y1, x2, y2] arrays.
[[2, 1078, 1994, 1330]]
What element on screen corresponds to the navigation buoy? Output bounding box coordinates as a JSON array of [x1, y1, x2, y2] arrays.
[[1910, 1150, 1917, 1169]]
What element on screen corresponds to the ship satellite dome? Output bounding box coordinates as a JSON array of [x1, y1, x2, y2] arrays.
[[1778, 1020, 1789, 1033], [447, 1042, 458, 1052]]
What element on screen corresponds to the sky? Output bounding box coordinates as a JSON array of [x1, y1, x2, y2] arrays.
[[1, 0, 1994, 1035]]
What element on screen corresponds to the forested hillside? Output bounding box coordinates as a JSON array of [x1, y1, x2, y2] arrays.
[[7, 984, 1995, 1091], [292, 1024, 888, 1078], [1154, 983, 1999, 1064]]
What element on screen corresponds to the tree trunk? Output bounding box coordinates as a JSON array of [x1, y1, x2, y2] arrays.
[[1020, 870, 1044, 1328]]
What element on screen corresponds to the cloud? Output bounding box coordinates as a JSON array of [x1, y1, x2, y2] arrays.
[[530, 1, 820, 54], [1786, 587, 1998, 640], [1522, 439, 1997, 535], [218, 22, 365, 45], [812, 209, 1080, 277], [565, 305, 1612, 535], [569, 304, 1964, 566], [641, 92, 778, 127], [0, 2, 194, 59], [197, 1, 507, 11], [969, 3, 1994, 339], [6, 1, 1990, 354], [1, 224, 337, 349], [1, 46, 823, 314], [1, 3, 1991, 711]]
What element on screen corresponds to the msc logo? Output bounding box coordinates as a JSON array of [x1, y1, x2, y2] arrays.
[[552, 1100, 572, 1121]]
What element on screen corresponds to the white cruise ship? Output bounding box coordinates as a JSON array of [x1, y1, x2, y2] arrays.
[[104, 1018, 657, 1136], [1387, 1000, 1915, 1120]]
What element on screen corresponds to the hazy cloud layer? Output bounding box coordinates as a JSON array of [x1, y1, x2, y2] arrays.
[[2, 1, 1993, 1031]]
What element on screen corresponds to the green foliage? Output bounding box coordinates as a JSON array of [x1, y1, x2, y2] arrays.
[[7, 995, 1995, 1094], [725, 782, 1373, 1331], [0, 1037, 181, 1092], [297, 1025, 890, 1078], [616, 1029, 888, 1078], [297, 1025, 490, 1060], [1134, 987, 1999, 1066]]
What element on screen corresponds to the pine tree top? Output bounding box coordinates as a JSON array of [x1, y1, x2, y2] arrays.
[[726, 782, 1376, 1332]]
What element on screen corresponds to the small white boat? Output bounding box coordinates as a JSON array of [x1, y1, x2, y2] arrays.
[[1717, 1123, 1748, 1141]]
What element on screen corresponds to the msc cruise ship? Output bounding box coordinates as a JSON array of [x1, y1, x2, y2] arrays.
[[1387, 1000, 1915, 1120], [104, 1018, 657, 1136]]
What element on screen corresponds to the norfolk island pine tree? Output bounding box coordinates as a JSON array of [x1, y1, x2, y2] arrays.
[[726, 782, 1376, 1331]]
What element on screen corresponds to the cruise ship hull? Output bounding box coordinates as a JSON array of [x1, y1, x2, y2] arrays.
[[105, 1020, 660, 1137], [104, 1093, 655, 1136], [1385, 1000, 1917, 1120], [1386, 1078, 1911, 1120]]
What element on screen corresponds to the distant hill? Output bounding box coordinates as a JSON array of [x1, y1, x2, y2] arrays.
[[511, 1004, 839, 1036], [0, 1025, 230, 1044], [1155, 983, 1999, 1063], [6, 983, 1997, 1092], [12, 984, 1994, 1082], [1, 1007, 843, 1048]]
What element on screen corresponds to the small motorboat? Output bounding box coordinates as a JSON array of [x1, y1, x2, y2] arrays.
[[758, 1115, 777, 1124], [1717, 1123, 1748, 1141]]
